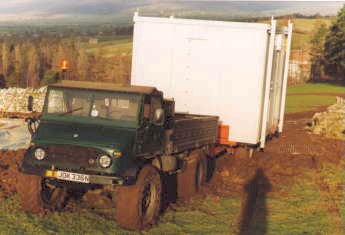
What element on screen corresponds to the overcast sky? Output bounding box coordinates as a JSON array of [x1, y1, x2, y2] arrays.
[[0, 0, 343, 22], [0, 0, 342, 9]]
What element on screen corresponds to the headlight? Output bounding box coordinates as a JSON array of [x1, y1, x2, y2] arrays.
[[99, 155, 112, 168], [34, 148, 46, 160]]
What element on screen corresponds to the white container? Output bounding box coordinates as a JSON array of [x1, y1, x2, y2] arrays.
[[131, 13, 292, 148]]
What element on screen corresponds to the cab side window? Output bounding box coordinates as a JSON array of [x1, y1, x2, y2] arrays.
[[143, 96, 151, 120], [151, 96, 162, 120]]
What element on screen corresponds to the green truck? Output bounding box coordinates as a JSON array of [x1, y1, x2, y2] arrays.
[[17, 80, 220, 230]]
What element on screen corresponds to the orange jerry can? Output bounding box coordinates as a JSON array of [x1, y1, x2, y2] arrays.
[[217, 124, 236, 146]]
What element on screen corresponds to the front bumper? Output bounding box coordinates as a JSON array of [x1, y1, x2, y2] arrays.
[[20, 162, 126, 185]]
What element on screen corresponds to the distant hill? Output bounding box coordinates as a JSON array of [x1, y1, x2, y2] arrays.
[[0, 1, 343, 25]]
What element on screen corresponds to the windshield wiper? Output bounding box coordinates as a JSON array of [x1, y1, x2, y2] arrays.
[[59, 107, 84, 116]]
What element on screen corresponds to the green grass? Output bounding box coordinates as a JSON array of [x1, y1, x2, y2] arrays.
[[285, 83, 345, 113], [0, 195, 241, 235], [254, 178, 329, 235], [287, 83, 345, 95], [263, 167, 344, 235], [0, 196, 127, 235], [291, 18, 333, 34], [1, 163, 344, 234], [270, 177, 328, 234], [150, 198, 241, 235], [85, 36, 133, 58], [285, 95, 336, 113]]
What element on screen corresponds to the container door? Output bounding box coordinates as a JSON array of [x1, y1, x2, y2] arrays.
[[267, 34, 286, 135], [278, 23, 293, 133]]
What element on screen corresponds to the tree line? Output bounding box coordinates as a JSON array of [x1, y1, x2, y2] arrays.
[[310, 5, 345, 83], [0, 36, 131, 89]]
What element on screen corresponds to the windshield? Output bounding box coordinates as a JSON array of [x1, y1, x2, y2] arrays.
[[45, 88, 141, 123]]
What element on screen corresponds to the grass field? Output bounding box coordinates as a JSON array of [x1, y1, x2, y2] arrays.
[[287, 83, 345, 95], [260, 18, 332, 50], [285, 95, 336, 114], [285, 83, 345, 113], [288, 18, 332, 50], [85, 36, 133, 58]]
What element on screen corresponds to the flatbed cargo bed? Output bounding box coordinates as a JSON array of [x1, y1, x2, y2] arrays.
[[172, 113, 218, 153]]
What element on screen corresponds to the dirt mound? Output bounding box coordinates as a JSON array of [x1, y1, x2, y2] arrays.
[[0, 150, 24, 198]]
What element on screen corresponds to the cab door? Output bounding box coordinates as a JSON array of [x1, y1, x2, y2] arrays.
[[149, 95, 165, 153], [141, 95, 165, 154]]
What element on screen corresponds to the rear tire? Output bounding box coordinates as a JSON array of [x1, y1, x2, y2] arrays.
[[195, 154, 207, 191], [16, 174, 68, 213], [115, 165, 162, 230], [177, 150, 207, 200]]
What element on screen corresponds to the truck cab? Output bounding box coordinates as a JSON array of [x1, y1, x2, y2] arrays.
[[21, 80, 171, 184]]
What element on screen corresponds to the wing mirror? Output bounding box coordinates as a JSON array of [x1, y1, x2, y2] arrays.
[[27, 96, 34, 112], [153, 108, 164, 126]]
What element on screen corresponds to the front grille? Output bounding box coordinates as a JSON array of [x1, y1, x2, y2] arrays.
[[43, 145, 104, 169]]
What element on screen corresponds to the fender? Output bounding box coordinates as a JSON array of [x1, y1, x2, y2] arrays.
[[121, 161, 148, 185]]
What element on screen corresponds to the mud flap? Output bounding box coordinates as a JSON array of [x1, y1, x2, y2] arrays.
[[177, 157, 197, 200], [177, 150, 206, 200]]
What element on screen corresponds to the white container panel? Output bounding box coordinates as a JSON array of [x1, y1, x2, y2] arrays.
[[132, 21, 175, 98]]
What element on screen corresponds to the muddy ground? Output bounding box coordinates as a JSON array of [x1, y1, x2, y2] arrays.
[[204, 108, 344, 198], [0, 108, 344, 224]]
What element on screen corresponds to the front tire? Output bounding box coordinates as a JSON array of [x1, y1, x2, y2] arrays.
[[115, 165, 162, 230], [16, 174, 68, 213]]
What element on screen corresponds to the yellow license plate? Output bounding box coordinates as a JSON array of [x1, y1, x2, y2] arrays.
[[46, 170, 90, 184]]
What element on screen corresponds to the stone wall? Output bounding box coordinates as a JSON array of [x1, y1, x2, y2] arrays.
[[310, 97, 345, 140], [0, 87, 47, 114]]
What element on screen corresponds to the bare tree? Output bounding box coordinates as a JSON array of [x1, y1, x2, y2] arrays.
[[27, 45, 40, 88], [1, 43, 9, 77], [77, 47, 89, 81]]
